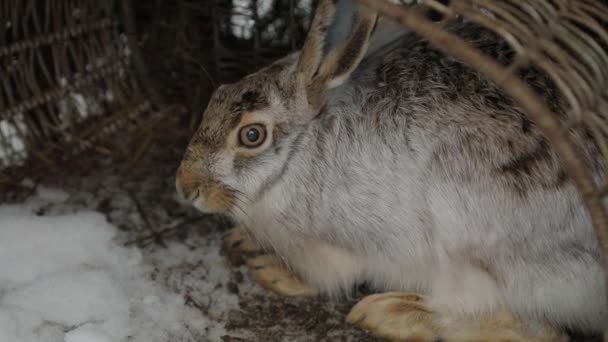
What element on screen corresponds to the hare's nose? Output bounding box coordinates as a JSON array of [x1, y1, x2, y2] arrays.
[[175, 177, 187, 201], [176, 179, 201, 204], [175, 168, 198, 202]]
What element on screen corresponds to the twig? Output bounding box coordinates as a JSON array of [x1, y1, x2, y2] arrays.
[[184, 292, 223, 321], [126, 189, 169, 248], [127, 190, 155, 229], [123, 216, 208, 247]]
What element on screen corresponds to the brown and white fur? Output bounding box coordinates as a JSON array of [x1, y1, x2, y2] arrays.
[[176, 0, 607, 340]]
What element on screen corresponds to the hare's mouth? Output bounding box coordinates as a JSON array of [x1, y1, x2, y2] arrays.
[[189, 189, 200, 202], [189, 183, 238, 215]]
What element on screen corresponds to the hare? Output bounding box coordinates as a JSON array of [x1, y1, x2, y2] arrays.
[[176, 0, 607, 340]]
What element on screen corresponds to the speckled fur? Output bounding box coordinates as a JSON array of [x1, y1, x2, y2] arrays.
[[176, 1, 607, 335]]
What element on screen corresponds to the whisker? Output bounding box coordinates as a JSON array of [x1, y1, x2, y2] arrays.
[[222, 186, 253, 221], [233, 196, 250, 208], [231, 188, 252, 202], [229, 188, 253, 209], [231, 203, 251, 221]]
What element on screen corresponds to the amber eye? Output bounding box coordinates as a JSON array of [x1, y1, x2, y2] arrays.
[[239, 124, 266, 148]]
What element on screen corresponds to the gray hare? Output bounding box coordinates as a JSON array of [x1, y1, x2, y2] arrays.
[[176, 0, 607, 340]]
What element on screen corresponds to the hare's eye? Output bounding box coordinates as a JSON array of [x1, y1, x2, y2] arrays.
[[239, 124, 266, 148]]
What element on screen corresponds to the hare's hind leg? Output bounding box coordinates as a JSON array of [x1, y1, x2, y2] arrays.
[[347, 292, 439, 340], [346, 292, 565, 342], [346, 262, 566, 342]]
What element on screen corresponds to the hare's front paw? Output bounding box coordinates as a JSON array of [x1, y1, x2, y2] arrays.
[[222, 226, 262, 254], [247, 255, 317, 297], [222, 227, 317, 297], [346, 292, 560, 342]]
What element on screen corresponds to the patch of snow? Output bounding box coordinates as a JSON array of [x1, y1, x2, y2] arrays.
[[104, 90, 115, 102], [231, 0, 255, 39], [35, 185, 70, 202], [20, 178, 35, 187], [70, 93, 88, 118], [0, 188, 209, 342], [257, 0, 273, 18], [119, 34, 132, 57], [57, 74, 100, 124], [297, 0, 313, 11], [0, 113, 28, 167]]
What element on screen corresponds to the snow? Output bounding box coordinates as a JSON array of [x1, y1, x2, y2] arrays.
[[70, 93, 89, 118], [119, 34, 132, 58], [0, 114, 27, 167], [0, 187, 213, 342], [65, 325, 114, 342]]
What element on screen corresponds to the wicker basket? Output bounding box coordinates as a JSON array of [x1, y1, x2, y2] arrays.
[[0, 0, 158, 186]]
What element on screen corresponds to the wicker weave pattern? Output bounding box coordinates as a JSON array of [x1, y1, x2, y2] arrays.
[[0, 0, 150, 177]]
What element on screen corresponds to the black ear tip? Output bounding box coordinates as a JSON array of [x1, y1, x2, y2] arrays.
[[371, 15, 380, 32]]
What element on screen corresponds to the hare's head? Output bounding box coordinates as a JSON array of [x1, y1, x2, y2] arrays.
[[176, 0, 378, 215]]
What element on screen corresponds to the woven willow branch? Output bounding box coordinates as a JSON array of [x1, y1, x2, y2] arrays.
[[0, 0, 152, 184], [357, 0, 608, 308]]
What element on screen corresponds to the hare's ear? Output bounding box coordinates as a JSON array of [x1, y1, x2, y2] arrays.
[[297, 0, 378, 106]]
